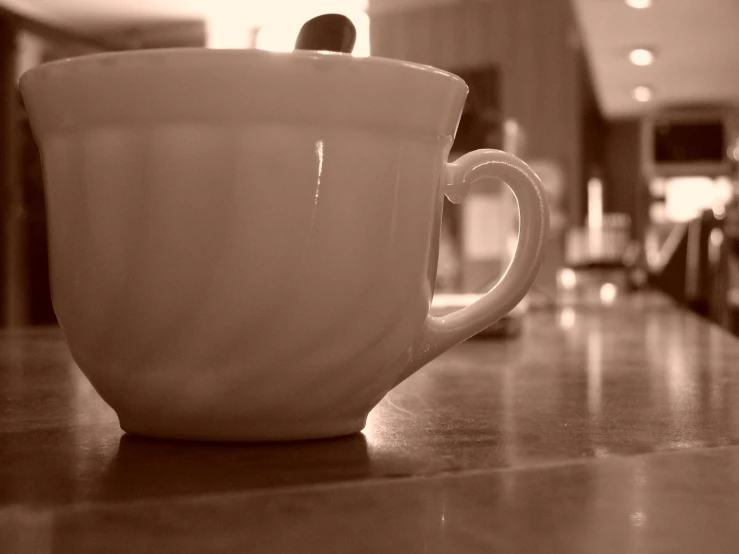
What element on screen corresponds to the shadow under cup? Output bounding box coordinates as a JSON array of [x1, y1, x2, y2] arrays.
[[19, 49, 470, 441]]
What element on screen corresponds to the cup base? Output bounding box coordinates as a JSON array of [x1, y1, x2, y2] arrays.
[[118, 415, 368, 442]]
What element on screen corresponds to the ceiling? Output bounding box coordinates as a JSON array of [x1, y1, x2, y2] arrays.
[[572, 0, 739, 118], [2, 0, 738, 118]]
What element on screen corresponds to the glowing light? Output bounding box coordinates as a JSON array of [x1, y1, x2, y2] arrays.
[[360, 410, 378, 439], [314, 139, 324, 204], [599, 283, 618, 304], [625, 0, 652, 8], [559, 307, 576, 329], [709, 227, 724, 249], [255, 20, 301, 52], [206, 4, 255, 49], [647, 251, 660, 268], [630, 511, 648, 527], [629, 48, 655, 66], [730, 141, 739, 161], [587, 177, 604, 229], [648, 177, 666, 197], [714, 176, 734, 205], [206, 0, 369, 52], [632, 85, 653, 102], [664, 176, 716, 222], [558, 268, 578, 290], [649, 202, 666, 224], [708, 228, 723, 267], [729, 288, 739, 307]]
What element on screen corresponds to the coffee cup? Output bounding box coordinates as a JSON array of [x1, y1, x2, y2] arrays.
[[20, 48, 548, 441]]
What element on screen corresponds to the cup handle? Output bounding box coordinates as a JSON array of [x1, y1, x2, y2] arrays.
[[401, 149, 549, 382]]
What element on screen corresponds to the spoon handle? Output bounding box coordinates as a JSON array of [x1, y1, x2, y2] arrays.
[[294, 13, 357, 54]]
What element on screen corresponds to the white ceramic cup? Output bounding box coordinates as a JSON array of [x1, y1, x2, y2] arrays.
[[20, 49, 548, 441]]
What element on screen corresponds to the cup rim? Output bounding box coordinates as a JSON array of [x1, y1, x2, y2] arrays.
[[20, 47, 468, 91]]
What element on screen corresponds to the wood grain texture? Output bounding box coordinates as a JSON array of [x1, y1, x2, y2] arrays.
[[2, 292, 739, 551]]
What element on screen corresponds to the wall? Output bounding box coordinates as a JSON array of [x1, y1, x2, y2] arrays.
[[603, 119, 645, 239], [0, 17, 21, 324], [580, 44, 606, 206], [371, 0, 585, 223]]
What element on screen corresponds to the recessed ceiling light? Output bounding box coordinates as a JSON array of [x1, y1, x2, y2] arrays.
[[625, 0, 652, 8], [632, 85, 653, 102], [629, 48, 655, 66]]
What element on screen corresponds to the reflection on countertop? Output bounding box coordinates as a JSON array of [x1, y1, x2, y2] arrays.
[[2, 291, 739, 552]]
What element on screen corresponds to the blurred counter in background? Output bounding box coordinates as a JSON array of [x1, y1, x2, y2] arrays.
[[552, 205, 739, 338]]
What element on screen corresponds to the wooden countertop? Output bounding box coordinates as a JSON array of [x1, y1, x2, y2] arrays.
[[2, 291, 739, 552]]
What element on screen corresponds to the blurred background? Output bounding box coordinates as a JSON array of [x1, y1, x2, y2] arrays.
[[1, 0, 738, 333]]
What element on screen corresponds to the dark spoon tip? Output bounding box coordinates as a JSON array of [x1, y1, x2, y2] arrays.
[[294, 13, 357, 54]]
